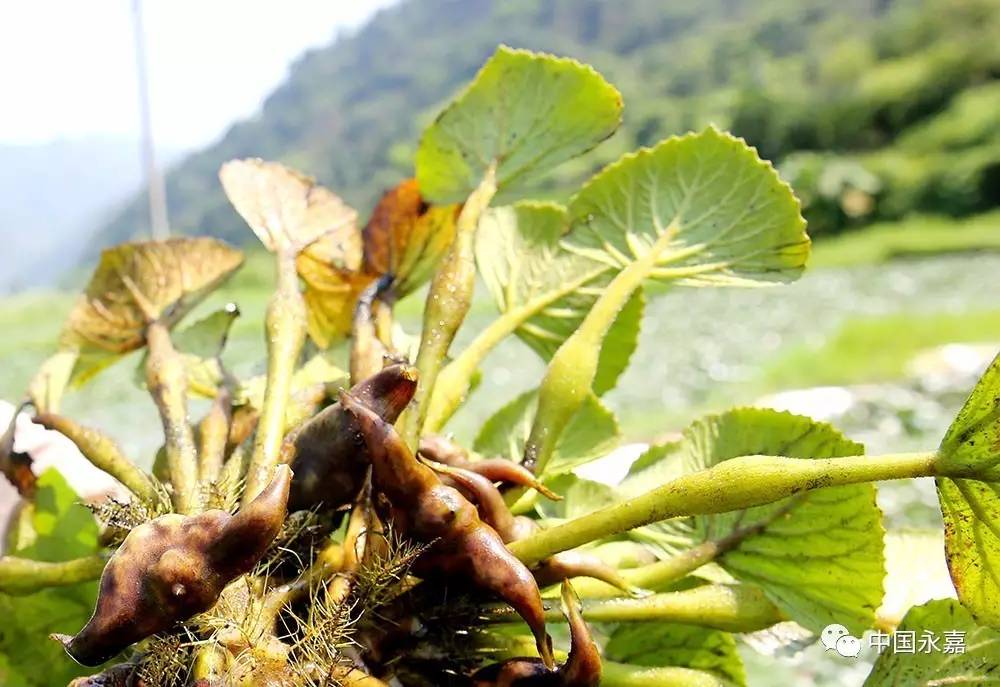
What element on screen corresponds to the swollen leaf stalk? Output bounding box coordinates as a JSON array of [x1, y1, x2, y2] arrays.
[[245, 251, 307, 504], [401, 165, 497, 446], [523, 224, 678, 474], [145, 320, 199, 513], [422, 265, 606, 433], [511, 450, 941, 565]]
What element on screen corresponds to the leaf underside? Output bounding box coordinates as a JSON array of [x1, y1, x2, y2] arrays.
[[475, 202, 644, 395], [605, 623, 747, 687], [220, 158, 358, 255], [565, 127, 810, 288], [623, 408, 885, 636]]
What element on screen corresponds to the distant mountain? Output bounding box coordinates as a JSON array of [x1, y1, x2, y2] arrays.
[[0, 138, 182, 293], [93, 0, 1000, 251]]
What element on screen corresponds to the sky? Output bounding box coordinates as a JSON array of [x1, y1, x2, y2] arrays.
[[0, 0, 398, 150]]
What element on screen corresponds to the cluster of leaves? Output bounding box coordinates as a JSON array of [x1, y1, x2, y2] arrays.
[[3, 43, 1000, 687]]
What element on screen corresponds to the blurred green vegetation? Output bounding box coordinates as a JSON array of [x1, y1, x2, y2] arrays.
[[759, 310, 1000, 389], [93, 0, 1000, 254], [811, 210, 1000, 266]]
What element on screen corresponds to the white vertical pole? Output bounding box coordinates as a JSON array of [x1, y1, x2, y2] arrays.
[[131, 0, 169, 240]]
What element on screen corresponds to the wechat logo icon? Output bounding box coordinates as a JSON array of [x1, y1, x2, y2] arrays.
[[822, 624, 862, 658]]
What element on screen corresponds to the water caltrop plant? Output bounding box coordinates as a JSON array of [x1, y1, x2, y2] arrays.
[[2, 46, 1000, 686]]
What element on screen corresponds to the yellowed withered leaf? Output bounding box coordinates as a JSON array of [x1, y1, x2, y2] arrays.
[[298, 179, 458, 348], [297, 234, 371, 349], [57, 237, 244, 385], [219, 158, 359, 255]]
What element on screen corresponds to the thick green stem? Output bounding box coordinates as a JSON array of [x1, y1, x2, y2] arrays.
[[0, 554, 106, 594], [569, 498, 800, 598], [146, 320, 199, 513], [351, 277, 390, 385], [487, 583, 784, 633], [511, 450, 941, 565], [218, 444, 249, 505], [522, 225, 677, 473], [245, 251, 307, 504], [422, 266, 607, 433], [602, 663, 730, 687], [400, 167, 497, 446], [33, 413, 160, 506], [198, 387, 231, 483], [568, 540, 723, 599]]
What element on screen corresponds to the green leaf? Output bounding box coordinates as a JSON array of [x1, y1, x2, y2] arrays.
[[134, 304, 241, 396], [473, 388, 620, 475], [475, 202, 643, 396], [0, 469, 101, 686], [936, 352, 1000, 627], [0, 586, 97, 686], [535, 473, 619, 520], [936, 478, 1000, 627], [623, 409, 885, 636], [605, 623, 746, 687], [416, 45, 622, 203], [19, 469, 101, 562], [864, 599, 1000, 686], [623, 440, 688, 495], [172, 304, 240, 359], [564, 127, 809, 287]]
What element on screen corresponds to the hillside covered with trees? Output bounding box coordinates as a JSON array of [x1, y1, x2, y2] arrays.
[[96, 0, 1000, 251]]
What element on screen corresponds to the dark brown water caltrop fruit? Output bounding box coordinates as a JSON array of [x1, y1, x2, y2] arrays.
[[67, 663, 140, 687], [471, 582, 601, 687], [418, 435, 560, 499], [53, 466, 292, 666], [425, 460, 641, 596], [283, 363, 417, 512], [338, 390, 555, 670]]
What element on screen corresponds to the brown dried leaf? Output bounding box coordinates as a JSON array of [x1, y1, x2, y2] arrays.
[[362, 178, 459, 296], [61, 238, 244, 357], [219, 158, 360, 255]]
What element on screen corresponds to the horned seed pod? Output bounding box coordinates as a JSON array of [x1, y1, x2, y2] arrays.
[[283, 363, 417, 512], [471, 582, 601, 687], [339, 390, 555, 670], [53, 465, 292, 666], [425, 460, 642, 596], [419, 435, 560, 500]]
